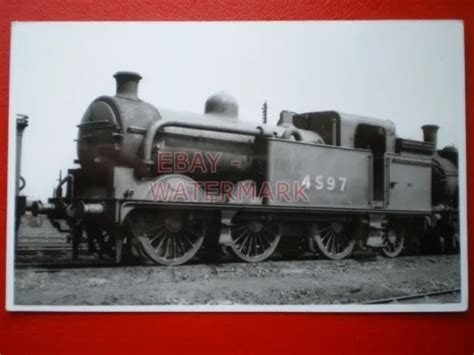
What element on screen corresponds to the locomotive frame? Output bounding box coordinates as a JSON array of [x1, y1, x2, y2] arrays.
[[20, 71, 460, 267]]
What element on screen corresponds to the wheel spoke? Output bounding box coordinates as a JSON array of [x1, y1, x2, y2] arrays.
[[149, 227, 167, 245], [176, 233, 186, 256], [232, 224, 250, 232], [160, 235, 168, 258], [172, 235, 178, 259], [237, 233, 249, 252], [181, 231, 194, 249], [321, 229, 332, 242], [256, 232, 266, 249], [242, 234, 252, 255], [245, 233, 252, 256], [314, 222, 355, 260], [143, 223, 166, 237], [169, 235, 175, 260], [324, 232, 334, 249], [233, 228, 250, 244], [230, 219, 280, 262], [153, 232, 168, 253], [330, 234, 337, 254], [166, 235, 173, 259], [251, 232, 257, 256], [331, 235, 337, 253], [320, 225, 333, 233], [335, 233, 343, 254]]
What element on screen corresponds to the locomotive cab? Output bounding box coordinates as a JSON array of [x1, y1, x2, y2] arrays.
[[290, 111, 396, 205]]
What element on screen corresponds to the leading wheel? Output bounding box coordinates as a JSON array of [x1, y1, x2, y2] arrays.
[[312, 222, 355, 260], [382, 227, 405, 258], [126, 209, 205, 266], [230, 219, 281, 263], [84, 224, 115, 260]]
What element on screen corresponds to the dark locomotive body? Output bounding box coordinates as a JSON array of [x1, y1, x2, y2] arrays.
[[30, 72, 460, 265]]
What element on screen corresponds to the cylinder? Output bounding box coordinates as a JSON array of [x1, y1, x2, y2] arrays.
[[114, 71, 142, 100], [421, 124, 439, 149], [70, 202, 105, 218], [81, 202, 105, 215]]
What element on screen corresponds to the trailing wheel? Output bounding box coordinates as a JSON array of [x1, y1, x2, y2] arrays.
[[230, 218, 281, 263], [381, 227, 405, 258], [126, 209, 205, 266], [312, 222, 355, 260]]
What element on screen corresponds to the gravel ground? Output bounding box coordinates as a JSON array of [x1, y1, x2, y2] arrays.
[[14, 254, 461, 306]]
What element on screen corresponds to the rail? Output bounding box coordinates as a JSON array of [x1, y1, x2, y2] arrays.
[[362, 288, 461, 304]]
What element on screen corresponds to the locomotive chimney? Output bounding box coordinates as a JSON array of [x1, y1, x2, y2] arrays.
[[114, 71, 142, 100], [421, 124, 439, 149]]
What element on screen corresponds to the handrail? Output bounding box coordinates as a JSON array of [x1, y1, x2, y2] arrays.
[[55, 174, 74, 206]]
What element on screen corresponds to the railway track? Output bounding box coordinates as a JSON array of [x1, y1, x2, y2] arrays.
[[362, 288, 461, 304], [15, 245, 113, 269], [16, 232, 104, 269], [15, 216, 463, 306], [16, 217, 462, 306]]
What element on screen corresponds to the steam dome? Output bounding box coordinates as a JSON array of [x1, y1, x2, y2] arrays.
[[204, 92, 239, 118]]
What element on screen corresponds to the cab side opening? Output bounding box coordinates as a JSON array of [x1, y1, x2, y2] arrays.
[[354, 124, 386, 202]]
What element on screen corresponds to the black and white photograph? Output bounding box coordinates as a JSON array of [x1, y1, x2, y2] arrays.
[[6, 21, 467, 311]]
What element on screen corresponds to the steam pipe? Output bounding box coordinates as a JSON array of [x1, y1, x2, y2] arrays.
[[55, 174, 74, 205], [141, 120, 274, 165], [282, 128, 303, 141]]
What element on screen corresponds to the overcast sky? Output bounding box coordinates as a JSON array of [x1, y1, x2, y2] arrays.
[[9, 21, 465, 200]]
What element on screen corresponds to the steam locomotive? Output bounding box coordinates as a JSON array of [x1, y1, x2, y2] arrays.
[[25, 71, 459, 266]]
